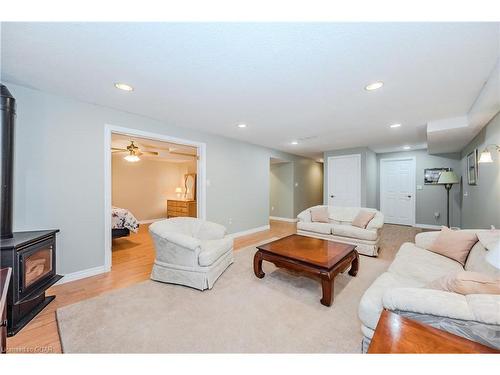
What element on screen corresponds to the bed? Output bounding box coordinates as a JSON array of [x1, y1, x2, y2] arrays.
[[112, 206, 140, 238]]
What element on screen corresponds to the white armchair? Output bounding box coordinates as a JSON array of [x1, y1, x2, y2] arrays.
[[149, 217, 234, 290]]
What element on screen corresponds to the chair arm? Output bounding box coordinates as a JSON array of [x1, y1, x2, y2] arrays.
[[367, 212, 384, 230], [161, 232, 202, 251], [382, 288, 474, 321], [414, 231, 440, 250], [297, 208, 312, 223]]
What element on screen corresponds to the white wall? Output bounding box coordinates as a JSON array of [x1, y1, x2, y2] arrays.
[[461, 111, 500, 229], [9, 83, 307, 274]]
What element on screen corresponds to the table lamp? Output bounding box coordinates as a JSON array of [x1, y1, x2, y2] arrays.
[[437, 170, 459, 228], [175, 187, 183, 199]]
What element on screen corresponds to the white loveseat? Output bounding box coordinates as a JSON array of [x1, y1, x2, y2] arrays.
[[149, 217, 234, 290], [358, 230, 500, 352], [296, 206, 384, 256]]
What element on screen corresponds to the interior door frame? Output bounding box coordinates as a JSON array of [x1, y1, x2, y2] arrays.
[[379, 156, 416, 226], [327, 154, 361, 207], [104, 124, 207, 271]]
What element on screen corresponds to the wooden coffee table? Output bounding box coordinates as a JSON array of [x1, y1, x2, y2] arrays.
[[254, 234, 359, 306], [368, 310, 499, 353]]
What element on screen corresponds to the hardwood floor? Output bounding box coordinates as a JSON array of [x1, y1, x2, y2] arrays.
[[6, 220, 296, 353]]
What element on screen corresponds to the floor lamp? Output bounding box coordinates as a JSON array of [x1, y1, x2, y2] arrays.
[[437, 171, 459, 228]]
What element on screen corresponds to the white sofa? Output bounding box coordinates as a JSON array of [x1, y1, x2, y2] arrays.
[[358, 230, 500, 352], [149, 217, 234, 290], [296, 206, 384, 256]]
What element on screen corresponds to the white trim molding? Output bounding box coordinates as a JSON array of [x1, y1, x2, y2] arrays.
[[104, 124, 207, 271], [226, 225, 270, 239], [54, 265, 108, 286], [269, 216, 298, 223]]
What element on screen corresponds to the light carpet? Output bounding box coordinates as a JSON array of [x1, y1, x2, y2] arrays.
[[57, 226, 420, 353]]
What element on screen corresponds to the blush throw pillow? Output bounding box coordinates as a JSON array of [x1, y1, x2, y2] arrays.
[[427, 271, 500, 295], [428, 226, 478, 265], [310, 207, 329, 223], [352, 210, 376, 229]]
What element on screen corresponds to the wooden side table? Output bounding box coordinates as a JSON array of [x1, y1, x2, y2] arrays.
[[1, 268, 12, 354], [368, 310, 499, 354]]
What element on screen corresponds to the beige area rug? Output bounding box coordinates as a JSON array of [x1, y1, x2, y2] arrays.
[[57, 225, 420, 353]]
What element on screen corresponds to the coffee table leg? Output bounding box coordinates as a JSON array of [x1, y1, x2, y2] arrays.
[[253, 251, 265, 278], [348, 251, 359, 277], [320, 273, 333, 306]]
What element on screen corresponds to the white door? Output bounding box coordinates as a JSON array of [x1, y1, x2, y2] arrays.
[[327, 154, 361, 207], [380, 158, 416, 225]]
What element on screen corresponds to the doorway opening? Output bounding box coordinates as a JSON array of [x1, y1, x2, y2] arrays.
[[104, 125, 206, 271]]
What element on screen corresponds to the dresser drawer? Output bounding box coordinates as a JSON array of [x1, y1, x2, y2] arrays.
[[167, 200, 197, 218]]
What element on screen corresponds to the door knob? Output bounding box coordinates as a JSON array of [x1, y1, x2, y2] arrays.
[[330, 195, 335, 198], [407, 195, 412, 198]]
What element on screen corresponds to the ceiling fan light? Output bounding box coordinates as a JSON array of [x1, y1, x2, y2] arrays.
[[124, 154, 140, 162]]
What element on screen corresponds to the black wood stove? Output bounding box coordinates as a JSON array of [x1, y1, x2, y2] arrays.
[[0, 84, 62, 336]]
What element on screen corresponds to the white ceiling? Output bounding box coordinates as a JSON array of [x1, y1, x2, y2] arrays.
[[2, 22, 499, 158]]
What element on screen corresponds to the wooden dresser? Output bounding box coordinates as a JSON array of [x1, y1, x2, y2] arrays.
[[167, 200, 197, 218]]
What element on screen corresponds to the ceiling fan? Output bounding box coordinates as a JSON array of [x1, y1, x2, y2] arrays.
[[111, 141, 159, 162], [140, 142, 199, 160]]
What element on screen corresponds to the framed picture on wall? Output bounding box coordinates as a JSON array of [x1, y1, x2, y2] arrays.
[[424, 168, 450, 184], [467, 149, 478, 185]]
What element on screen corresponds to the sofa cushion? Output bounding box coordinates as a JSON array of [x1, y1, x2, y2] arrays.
[[428, 226, 478, 265], [358, 272, 423, 330], [352, 210, 376, 229], [332, 224, 378, 241], [427, 271, 500, 295], [465, 242, 500, 276], [198, 238, 233, 266], [297, 221, 332, 235], [477, 229, 500, 251], [311, 206, 329, 223], [388, 243, 463, 283]]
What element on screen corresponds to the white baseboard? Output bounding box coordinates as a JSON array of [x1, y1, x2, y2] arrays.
[[138, 218, 165, 224], [227, 225, 270, 239], [54, 265, 109, 286], [269, 216, 298, 223], [414, 223, 442, 230]]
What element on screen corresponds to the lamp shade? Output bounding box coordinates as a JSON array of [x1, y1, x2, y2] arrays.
[[485, 242, 500, 269], [478, 150, 493, 163], [438, 171, 459, 185]]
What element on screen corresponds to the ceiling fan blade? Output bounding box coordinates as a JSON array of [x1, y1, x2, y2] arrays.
[[140, 143, 171, 151], [111, 148, 128, 154], [170, 150, 199, 159], [111, 147, 128, 151], [141, 151, 159, 156]]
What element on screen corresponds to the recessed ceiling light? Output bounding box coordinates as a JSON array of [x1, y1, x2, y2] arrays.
[[365, 81, 384, 91], [114, 83, 134, 92], [291, 141, 299, 145], [390, 123, 402, 128], [236, 123, 247, 128], [403, 145, 411, 150]]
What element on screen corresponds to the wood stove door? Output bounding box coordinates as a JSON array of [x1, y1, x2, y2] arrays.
[[17, 238, 56, 298]]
